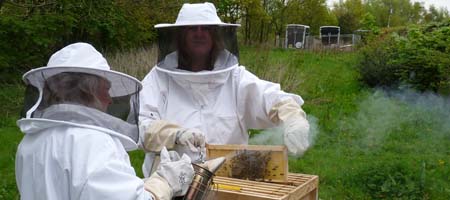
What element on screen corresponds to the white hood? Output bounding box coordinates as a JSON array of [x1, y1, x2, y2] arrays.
[[153, 51, 239, 107], [17, 104, 138, 151]]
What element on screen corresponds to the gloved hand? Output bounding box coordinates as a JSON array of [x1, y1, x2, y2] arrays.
[[144, 147, 194, 200], [283, 117, 310, 156], [175, 128, 206, 151], [143, 120, 205, 152], [174, 128, 206, 164], [269, 98, 311, 156]]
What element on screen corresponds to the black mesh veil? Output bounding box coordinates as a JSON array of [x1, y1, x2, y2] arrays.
[[21, 71, 141, 143], [156, 26, 239, 70]]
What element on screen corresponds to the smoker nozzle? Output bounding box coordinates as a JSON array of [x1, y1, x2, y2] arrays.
[[197, 157, 226, 174]]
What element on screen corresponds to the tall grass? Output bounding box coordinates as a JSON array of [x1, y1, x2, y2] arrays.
[[105, 45, 158, 80]]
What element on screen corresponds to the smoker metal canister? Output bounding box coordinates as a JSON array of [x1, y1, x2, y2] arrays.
[[183, 163, 214, 200]]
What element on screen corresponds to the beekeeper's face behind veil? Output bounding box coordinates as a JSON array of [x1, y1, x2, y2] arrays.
[[155, 2, 240, 72], [21, 43, 142, 145]]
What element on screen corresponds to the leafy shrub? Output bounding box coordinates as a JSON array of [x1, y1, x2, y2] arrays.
[[357, 20, 450, 94], [357, 33, 403, 88], [395, 21, 450, 93], [357, 27, 409, 88]]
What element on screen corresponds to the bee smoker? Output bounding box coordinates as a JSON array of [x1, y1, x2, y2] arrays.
[[183, 157, 226, 200]]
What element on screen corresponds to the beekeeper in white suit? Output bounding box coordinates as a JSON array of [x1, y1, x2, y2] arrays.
[[139, 2, 311, 176], [15, 42, 194, 200]]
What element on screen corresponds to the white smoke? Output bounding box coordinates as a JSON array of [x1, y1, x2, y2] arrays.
[[340, 88, 450, 149]]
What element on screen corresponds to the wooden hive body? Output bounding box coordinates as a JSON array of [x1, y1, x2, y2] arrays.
[[206, 144, 288, 183], [210, 173, 319, 200]]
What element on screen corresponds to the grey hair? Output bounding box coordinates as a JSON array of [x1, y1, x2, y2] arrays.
[[40, 72, 108, 111]]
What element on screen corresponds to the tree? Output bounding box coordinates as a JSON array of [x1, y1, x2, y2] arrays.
[[423, 5, 450, 23], [216, 0, 243, 24], [236, 0, 268, 44], [284, 0, 337, 35], [266, 0, 289, 46], [0, 0, 166, 83], [360, 12, 379, 33], [365, 0, 427, 27], [408, 2, 425, 23], [332, 0, 365, 33]]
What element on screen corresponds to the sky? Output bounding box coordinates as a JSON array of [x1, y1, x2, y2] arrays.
[[327, 0, 450, 11]]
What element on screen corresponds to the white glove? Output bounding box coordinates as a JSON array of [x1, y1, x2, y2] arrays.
[[175, 128, 206, 151], [284, 117, 310, 156], [144, 147, 194, 200], [143, 120, 205, 152], [269, 98, 311, 156], [174, 128, 206, 164]]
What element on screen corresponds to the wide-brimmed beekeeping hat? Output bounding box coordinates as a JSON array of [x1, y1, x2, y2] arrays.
[[154, 2, 240, 28], [23, 42, 141, 97]]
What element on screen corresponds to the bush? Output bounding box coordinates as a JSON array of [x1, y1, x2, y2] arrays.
[[357, 33, 403, 88], [395, 21, 450, 93], [357, 20, 450, 94]]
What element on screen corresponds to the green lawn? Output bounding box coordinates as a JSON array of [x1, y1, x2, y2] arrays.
[[1, 48, 449, 199]]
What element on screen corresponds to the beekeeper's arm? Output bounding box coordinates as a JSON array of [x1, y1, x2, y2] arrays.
[[236, 68, 310, 156], [139, 70, 205, 153], [142, 120, 205, 153]]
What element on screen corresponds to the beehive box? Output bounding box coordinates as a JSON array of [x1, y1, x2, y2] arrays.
[[210, 173, 319, 200], [206, 144, 288, 182]]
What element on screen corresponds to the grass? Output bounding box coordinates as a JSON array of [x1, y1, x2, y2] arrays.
[[1, 47, 449, 199], [105, 45, 158, 80], [0, 84, 24, 200]]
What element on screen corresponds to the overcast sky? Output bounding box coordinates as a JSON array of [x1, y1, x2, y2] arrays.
[[327, 0, 450, 11]]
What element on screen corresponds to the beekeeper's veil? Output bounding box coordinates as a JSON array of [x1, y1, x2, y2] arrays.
[[155, 2, 240, 71], [21, 42, 142, 142]]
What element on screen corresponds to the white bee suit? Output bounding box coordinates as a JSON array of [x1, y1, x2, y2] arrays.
[[16, 104, 153, 200], [14, 42, 193, 200], [139, 51, 305, 177]]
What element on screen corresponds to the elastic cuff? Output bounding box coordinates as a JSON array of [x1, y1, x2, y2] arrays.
[[143, 120, 179, 152], [144, 173, 173, 200]]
